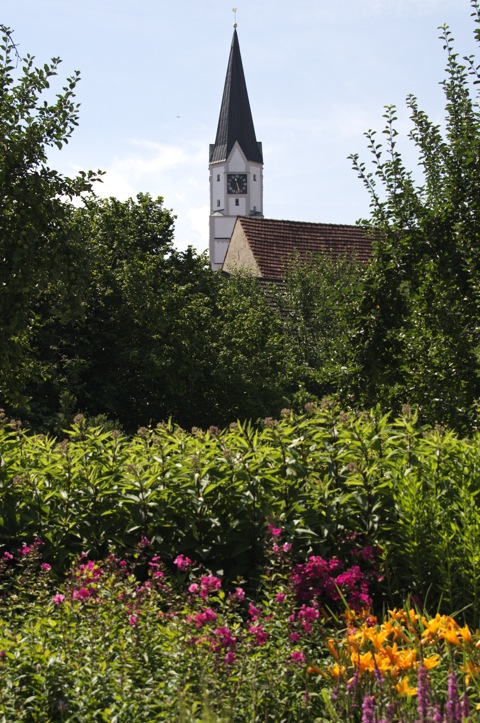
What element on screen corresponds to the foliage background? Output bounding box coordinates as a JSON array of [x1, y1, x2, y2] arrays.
[[2, 406, 480, 622]]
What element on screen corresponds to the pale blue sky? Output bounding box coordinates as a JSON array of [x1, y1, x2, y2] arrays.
[[3, 0, 476, 252]]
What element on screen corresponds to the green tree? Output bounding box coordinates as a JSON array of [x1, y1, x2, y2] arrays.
[[0, 26, 99, 404], [212, 273, 289, 423], [24, 194, 220, 432], [275, 254, 365, 405], [350, 1, 480, 430]]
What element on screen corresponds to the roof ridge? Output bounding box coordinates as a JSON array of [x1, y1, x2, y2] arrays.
[[239, 216, 369, 229]]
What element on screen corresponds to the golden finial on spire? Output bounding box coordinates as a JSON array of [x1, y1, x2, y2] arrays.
[[232, 7, 237, 28]]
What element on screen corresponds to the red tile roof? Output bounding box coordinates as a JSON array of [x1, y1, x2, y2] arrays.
[[231, 217, 373, 280]]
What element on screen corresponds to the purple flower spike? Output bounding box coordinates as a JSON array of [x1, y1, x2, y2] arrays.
[[445, 672, 460, 722], [361, 694, 375, 723], [385, 702, 395, 722], [347, 671, 359, 695], [417, 665, 430, 720], [460, 693, 471, 720]]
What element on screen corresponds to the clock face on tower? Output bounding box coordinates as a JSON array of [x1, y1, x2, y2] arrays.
[[227, 173, 248, 194]]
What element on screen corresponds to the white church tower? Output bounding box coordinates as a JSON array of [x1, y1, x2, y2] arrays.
[[209, 27, 263, 271]]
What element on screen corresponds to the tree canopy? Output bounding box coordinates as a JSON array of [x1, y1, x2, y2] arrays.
[[350, 0, 480, 430], [0, 25, 100, 403], [2, 5, 480, 434]]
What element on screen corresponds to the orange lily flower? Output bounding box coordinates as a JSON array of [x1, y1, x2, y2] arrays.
[[395, 676, 417, 696], [423, 654, 441, 670]]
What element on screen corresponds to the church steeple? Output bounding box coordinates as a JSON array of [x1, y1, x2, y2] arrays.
[[209, 28, 264, 271], [210, 29, 263, 165]]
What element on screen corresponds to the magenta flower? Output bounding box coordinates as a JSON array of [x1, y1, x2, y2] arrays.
[[249, 624, 268, 645], [52, 593, 65, 605], [290, 650, 306, 664], [173, 554, 192, 570], [248, 602, 261, 619], [267, 524, 282, 537], [275, 593, 286, 604], [128, 615, 138, 626], [213, 626, 237, 650], [188, 583, 199, 594], [72, 588, 91, 601], [224, 651, 236, 665], [199, 574, 222, 598], [2, 551, 13, 561], [40, 563, 51, 572], [298, 604, 319, 622], [233, 587, 245, 602], [194, 607, 218, 628]]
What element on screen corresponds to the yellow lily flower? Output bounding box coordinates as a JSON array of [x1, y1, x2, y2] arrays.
[[395, 676, 417, 696]]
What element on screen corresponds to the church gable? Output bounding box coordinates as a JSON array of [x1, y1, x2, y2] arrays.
[[223, 218, 261, 275]]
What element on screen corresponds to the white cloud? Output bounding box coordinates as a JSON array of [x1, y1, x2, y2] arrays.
[[94, 169, 137, 201], [89, 140, 209, 253]]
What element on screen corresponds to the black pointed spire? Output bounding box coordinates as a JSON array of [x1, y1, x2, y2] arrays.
[[210, 29, 263, 164]]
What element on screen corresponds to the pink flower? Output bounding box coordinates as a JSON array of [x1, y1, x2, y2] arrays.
[[249, 624, 268, 645], [72, 587, 91, 601], [289, 632, 301, 642], [214, 626, 237, 650], [41, 563, 51, 572], [128, 615, 138, 626], [194, 607, 218, 628], [19, 545, 31, 556], [290, 651, 306, 664], [267, 524, 282, 537], [275, 593, 286, 604], [173, 554, 192, 570], [233, 587, 245, 602], [298, 604, 320, 623], [53, 593, 65, 605], [224, 651, 236, 665], [2, 551, 13, 561], [199, 574, 222, 598], [188, 583, 199, 594], [248, 602, 261, 620]]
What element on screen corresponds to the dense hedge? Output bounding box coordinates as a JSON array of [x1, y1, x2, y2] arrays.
[[1, 404, 480, 619]]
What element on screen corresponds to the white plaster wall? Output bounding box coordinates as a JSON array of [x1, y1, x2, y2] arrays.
[[228, 145, 247, 172], [227, 198, 246, 215], [248, 164, 263, 213], [214, 238, 230, 265], [210, 162, 225, 211], [213, 215, 236, 238]]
